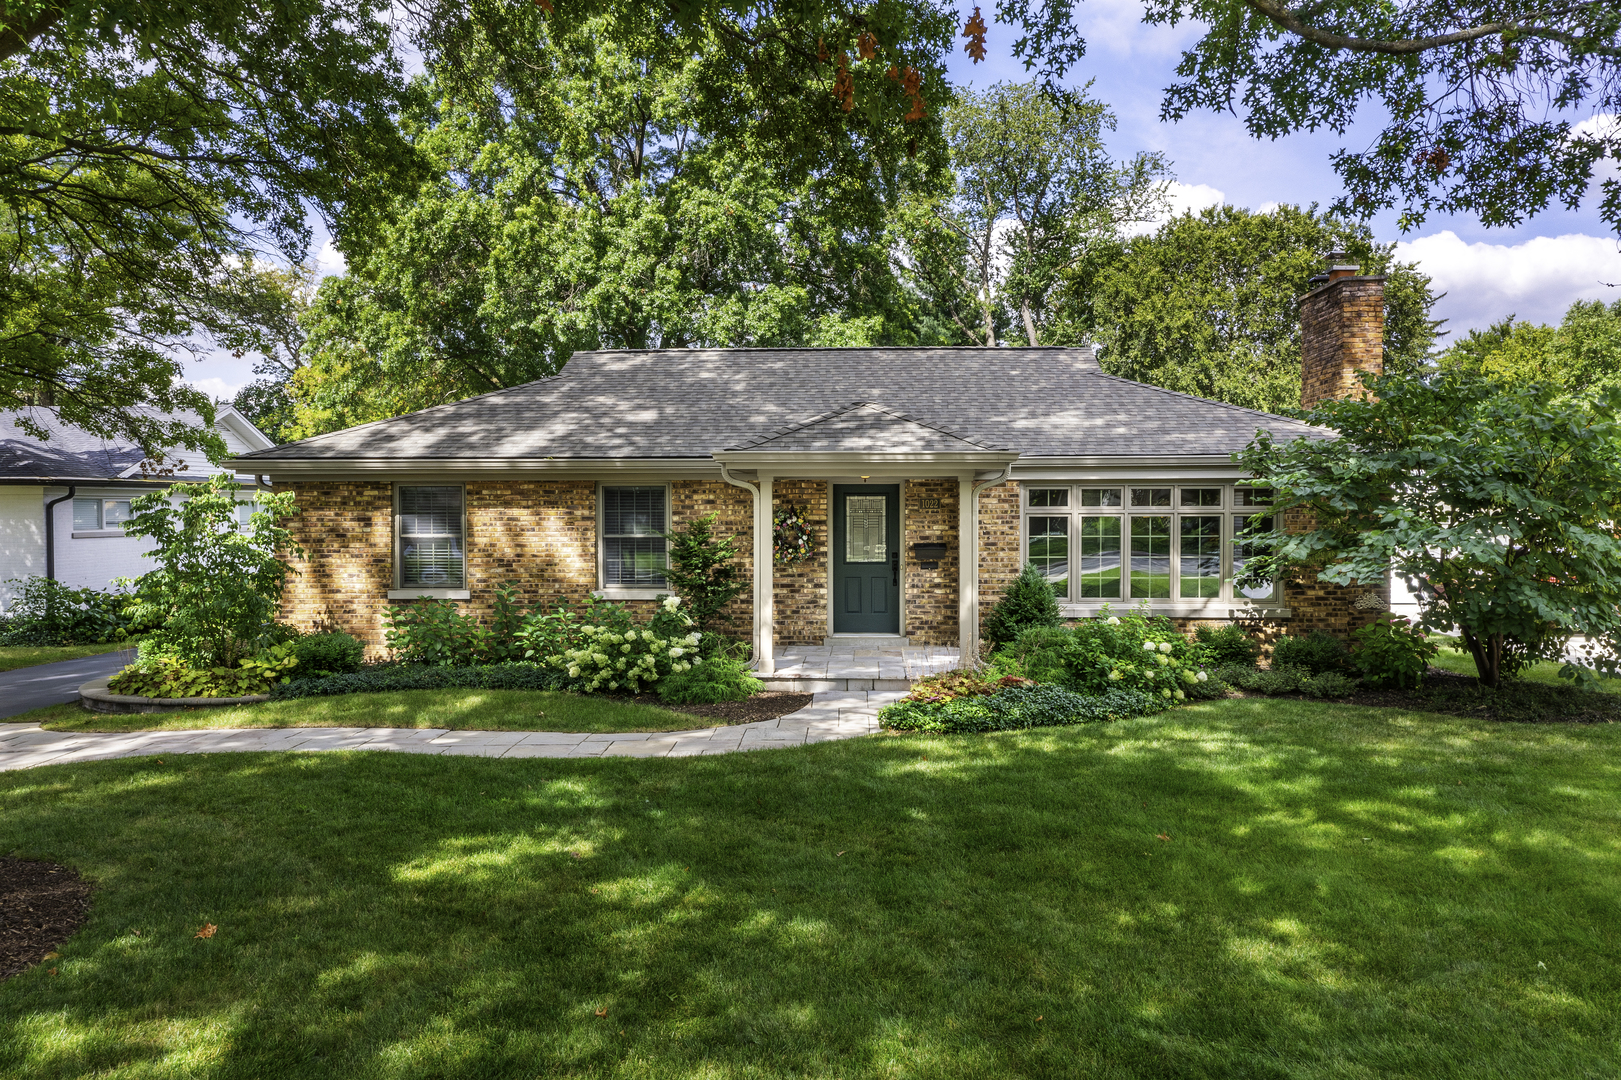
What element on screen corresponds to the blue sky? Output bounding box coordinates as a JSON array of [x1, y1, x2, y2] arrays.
[[190, 7, 1620, 400], [944, 3, 1621, 343]]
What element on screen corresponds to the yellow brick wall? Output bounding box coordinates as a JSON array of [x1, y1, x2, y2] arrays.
[[773, 479, 828, 646], [903, 478, 960, 646], [977, 479, 1021, 642]]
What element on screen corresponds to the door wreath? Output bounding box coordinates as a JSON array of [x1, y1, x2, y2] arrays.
[[773, 503, 818, 566]]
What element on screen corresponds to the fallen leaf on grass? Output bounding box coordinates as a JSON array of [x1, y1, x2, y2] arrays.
[[1155, 834, 1170, 842], [595, 1007, 608, 1017], [535, 711, 546, 718], [836, 851, 846, 857], [48, 968, 57, 975], [195, 923, 217, 939], [1035, 1015, 1043, 1022], [43, 952, 59, 960]]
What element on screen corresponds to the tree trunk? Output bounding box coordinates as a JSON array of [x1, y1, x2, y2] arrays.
[[1021, 298, 1039, 346], [981, 292, 996, 347], [1462, 629, 1503, 688]]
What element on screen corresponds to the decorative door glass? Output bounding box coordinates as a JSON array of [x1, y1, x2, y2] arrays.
[[845, 495, 888, 562]]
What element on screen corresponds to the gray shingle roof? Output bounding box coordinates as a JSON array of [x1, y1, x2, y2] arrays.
[[239, 347, 1322, 462], [0, 410, 146, 481], [725, 402, 1012, 453]]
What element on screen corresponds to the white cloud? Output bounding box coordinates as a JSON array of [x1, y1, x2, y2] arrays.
[[188, 376, 247, 403], [1073, 0, 1202, 58], [1395, 230, 1621, 334], [1127, 180, 1225, 235], [315, 239, 347, 278]]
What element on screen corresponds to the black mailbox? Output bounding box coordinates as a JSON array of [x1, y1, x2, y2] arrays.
[[911, 542, 948, 560]]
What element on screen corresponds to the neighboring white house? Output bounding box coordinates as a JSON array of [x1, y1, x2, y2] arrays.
[[0, 406, 275, 608]]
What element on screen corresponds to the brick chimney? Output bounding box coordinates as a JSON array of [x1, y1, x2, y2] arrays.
[[1298, 251, 1384, 409]]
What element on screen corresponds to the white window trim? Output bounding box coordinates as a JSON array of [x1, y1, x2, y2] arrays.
[[391, 483, 469, 600], [1018, 482, 1287, 618], [596, 482, 672, 600]]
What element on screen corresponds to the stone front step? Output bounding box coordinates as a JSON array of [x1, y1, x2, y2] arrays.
[[823, 634, 911, 647], [760, 676, 914, 693]]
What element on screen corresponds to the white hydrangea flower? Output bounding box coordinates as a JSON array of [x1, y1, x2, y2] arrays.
[[1174, 689, 1185, 701], [1158, 641, 1173, 654], [1106, 616, 1120, 626], [1197, 671, 1209, 682], [669, 647, 684, 658], [1161, 688, 1172, 698], [1108, 670, 1123, 681], [1143, 641, 1156, 652]]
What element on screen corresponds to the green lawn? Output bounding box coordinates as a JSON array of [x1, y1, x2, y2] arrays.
[[1428, 639, 1621, 694], [31, 689, 722, 734], [0, 641, 135, 673], [3, 698, 1618, 1078]]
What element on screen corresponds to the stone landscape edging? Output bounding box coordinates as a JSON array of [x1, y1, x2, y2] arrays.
[[78, 676, 270, 714]]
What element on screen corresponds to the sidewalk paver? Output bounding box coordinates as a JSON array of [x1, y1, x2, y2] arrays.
[[0, 690, 900, 772]]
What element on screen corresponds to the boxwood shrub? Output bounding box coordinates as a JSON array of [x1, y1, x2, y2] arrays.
[[269, 661, 566, 700], [879, 684, 1158, 734]]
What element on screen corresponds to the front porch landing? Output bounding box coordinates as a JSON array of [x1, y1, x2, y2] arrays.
[[759, 644, 962, 693]]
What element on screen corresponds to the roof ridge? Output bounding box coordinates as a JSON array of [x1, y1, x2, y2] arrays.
[[236, 374, 561, 457], [1085, 370, 1322, 429], [727, 400, 1008, 452]]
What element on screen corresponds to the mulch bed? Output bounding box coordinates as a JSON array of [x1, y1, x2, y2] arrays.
[[1, 857, 93, 980], [1236, 669, 1621, 724], [611, 690, 814, 726]]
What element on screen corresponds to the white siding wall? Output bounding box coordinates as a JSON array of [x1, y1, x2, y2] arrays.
[[0, 488, 46, 609], [49, 486, 162, 594]]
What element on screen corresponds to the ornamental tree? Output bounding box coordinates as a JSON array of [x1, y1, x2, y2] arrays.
[[1235, 369, 1621, 688], [123, 473, 301, 668], [662, 513, 748, 634]]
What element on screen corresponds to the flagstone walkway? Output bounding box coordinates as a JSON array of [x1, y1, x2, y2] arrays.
[[0, 690, 908, 772]]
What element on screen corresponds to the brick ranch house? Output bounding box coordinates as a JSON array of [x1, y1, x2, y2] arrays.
[[233, 262, 1389, 670]]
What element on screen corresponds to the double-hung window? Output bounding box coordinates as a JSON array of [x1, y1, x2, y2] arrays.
[[72, 498, 132, 534], [395, 485, 466, 594], [1020, 483, 1279, 608], [600, 485, 668, 592]]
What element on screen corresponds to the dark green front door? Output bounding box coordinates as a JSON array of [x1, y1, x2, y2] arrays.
[[832, 484, 901, 634]]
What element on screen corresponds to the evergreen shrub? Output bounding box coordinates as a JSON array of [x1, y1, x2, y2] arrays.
[[270, 661, 566, 700], [291, 631, 365, 679], [1351, 615, 1438, 688], [880, 684, 1156, 733], [1270, 631, 1351, 675], [656, 655, 763, 704], [983, 562, 1061, 646], [1194, 624, 1262, 666]]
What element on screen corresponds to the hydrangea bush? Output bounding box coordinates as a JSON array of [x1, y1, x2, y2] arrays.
[[544, 595, 704, 693], [1004, 607, 1214, 705]]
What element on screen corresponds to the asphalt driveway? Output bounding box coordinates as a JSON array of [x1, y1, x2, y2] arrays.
[[0, 650, 136, 719]]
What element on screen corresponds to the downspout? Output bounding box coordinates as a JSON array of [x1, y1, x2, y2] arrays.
[[963, 463, 1014, 663], [718, 463, 765, 669], [43, 484, 76, 581]]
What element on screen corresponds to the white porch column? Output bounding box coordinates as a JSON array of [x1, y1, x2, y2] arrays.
[[754, 473, 775, 673], [959, 476, 977, 663]]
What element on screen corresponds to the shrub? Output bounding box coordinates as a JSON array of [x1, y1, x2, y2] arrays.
[[1413, 677, 1621, 724], [108, 643, 299, 698], [880, 684, 1157, 734], [1351, 614, 1439, 689], [0, 577, 143, 646], [385, 581, 531, 666], [905, 669, 1028, 705], [292, 631, 365, 679], [1300, 671, 1359, 698], [271, 661, 566, 700], [1221, 664, 1308, 695], [983, 562, 1061, 647], [656, 655, 763, 704], [662, 512, 748, 633], [1270, 631, 1351, 675], [1008, 609, 1212, 706], [547, 594, 703, 693], [1194, 624, 1262, 666], [122, 473, 299, 668]]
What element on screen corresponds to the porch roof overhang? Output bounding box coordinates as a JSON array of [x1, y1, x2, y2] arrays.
[[709, 448, 1021, 478]]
